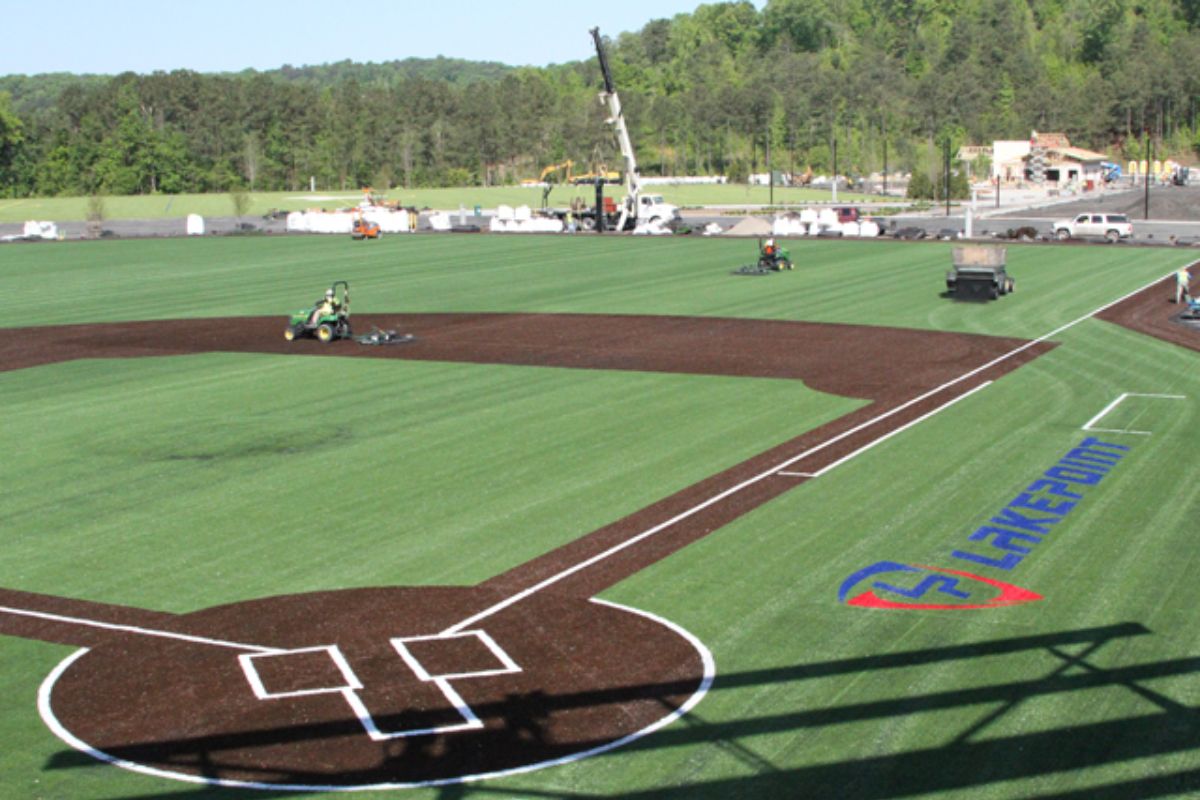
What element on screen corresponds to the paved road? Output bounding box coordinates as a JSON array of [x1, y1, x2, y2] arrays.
[[0, 215, 291, 240], [6, 186, 1200, 246], [889, 186, 1200, 245]]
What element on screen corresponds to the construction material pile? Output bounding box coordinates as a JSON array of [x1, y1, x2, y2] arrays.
[[489, 205, 564, 233], [2, 221, 59, 242], [286, 208, 415, 234], [773, 210, 880, 237], [632, 218, 673, 235], [724, 217, 773, 237]]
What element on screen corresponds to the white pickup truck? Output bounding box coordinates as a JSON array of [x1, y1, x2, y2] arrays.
[[1052, 212, 1134, 243]]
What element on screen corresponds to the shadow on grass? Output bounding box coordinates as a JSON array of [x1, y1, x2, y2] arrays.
[[46, 621, 1200, 799]]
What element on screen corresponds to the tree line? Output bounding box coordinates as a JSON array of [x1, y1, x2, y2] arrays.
[[2, 0, 1200, 199]]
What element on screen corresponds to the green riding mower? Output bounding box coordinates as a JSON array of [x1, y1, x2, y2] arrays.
[[284, 281, 353, 343], [733, 238, 794, 275]]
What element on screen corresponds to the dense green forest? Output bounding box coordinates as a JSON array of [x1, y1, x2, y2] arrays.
[[2, 0, 1200, 198]]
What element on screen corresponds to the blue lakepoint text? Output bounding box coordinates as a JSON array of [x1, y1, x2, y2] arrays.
[[951, 436, 1131, 571]]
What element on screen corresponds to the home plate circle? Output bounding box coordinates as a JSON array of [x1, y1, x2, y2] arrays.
[[39, 587, 713, 791]]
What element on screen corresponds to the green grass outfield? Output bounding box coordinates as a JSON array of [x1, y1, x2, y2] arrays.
[[0, 183, 887, 224], [1, 235, 1199, 798], [2, 234, 1187, 337]]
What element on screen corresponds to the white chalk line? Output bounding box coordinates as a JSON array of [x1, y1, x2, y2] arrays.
[[0, 605, 278, 654], [1082, 392, 1188, 435], [808, 381, 992, 478], [38, 598, 717, 793], [445, 263, 1194, 635], [8, 605, 519, 744]]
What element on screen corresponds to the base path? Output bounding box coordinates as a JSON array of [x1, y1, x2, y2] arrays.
[[1097, 265, 1200, 354], [1, 314, 1052, 790]]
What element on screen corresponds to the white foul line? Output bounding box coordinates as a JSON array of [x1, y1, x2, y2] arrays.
[[444, 263, 1195, 635], [807, 381, 992, 478], [0, 605, 278, 654]]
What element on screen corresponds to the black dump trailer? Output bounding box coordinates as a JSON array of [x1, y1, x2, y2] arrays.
[[946, 246, 1014, 300]]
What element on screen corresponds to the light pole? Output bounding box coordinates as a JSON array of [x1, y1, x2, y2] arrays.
[[767, 129, 774, 206], [882, 117, 888, 197], [944, 138, 951, 216], [832, 131, 838, 204], [1144, 130, 1152, 221]]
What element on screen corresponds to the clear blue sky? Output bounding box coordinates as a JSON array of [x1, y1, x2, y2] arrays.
[[1, 1, 766, 76]]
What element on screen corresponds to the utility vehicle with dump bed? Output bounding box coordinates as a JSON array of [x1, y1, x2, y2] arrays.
[[946, 247, 1014, 300]]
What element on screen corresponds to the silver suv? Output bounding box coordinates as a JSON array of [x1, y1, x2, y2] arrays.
[[1053, 213, 1134, 243]]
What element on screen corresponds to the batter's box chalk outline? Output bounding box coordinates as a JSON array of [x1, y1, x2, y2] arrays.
[[237, 634, 521, 742], [238, 645, 362, 700], [391, 629, 522, 681], [345, 630, 523, 741], [1082, 392, 1187, 436]]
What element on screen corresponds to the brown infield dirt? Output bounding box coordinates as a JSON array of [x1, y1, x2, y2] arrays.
[[1097, 264, 1200, 354], [0, 312, 1073, 789]]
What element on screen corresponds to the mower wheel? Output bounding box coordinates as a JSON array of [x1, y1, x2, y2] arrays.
[[284, 326, 299, 342], [317, 323, 335, 343]]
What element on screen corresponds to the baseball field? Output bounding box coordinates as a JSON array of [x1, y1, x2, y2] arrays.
[[1, 232, 1198, 799]]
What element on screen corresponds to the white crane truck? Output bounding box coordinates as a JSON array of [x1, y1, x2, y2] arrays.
[[544, 29, 680, 232]]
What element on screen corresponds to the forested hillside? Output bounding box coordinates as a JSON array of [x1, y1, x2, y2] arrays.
[[1, 0, 1199, 198]]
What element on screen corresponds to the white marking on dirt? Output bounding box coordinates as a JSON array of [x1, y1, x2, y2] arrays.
[[37, 598, 716, 793], [392, 629, 521, 681], [343, 682, 483, 741], [445, 264, 1193, 635], [240, 645, 363, 700], [0, 605, 277, 653]]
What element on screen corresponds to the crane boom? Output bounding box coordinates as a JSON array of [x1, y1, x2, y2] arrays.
[[590, 27, 640, 231]]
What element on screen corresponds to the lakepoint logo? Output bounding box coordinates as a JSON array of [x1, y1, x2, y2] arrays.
[[839, 437, 1131, 611]]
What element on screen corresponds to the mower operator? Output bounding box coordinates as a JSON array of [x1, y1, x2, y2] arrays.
[[309, 288, 340, 324], [1177, 267, 1191, 304]]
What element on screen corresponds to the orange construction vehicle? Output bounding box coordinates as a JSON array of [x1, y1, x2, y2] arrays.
[[351, 214, 382, 240]]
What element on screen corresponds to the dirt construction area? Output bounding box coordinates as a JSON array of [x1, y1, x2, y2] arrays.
[[996, 184, 1200, 228]]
